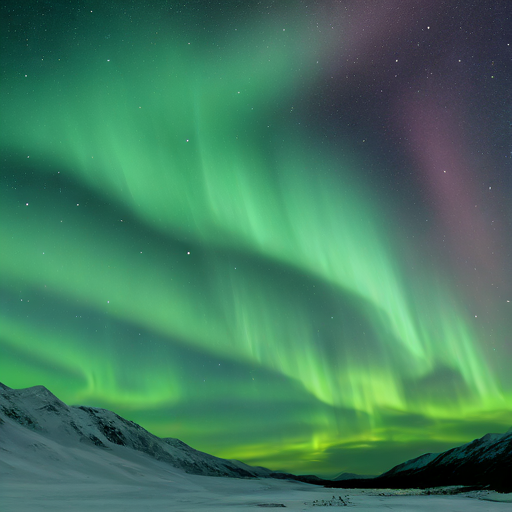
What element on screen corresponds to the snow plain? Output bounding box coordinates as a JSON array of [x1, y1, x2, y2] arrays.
[[3, 477, 512, 511]]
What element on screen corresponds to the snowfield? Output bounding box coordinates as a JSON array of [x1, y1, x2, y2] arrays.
[[3, 477, 512, 511]]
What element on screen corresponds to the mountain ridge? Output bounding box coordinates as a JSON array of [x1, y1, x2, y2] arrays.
[[1, 383, 510, 491], [0, 383, 276, 479], [326, 429, 512, 492]]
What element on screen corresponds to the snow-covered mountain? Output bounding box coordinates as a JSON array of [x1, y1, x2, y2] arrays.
[[377, 428, 512, 491], [2, 382, 511, 493], [327, 428, 512, 492], [0, 383, 276, 480]]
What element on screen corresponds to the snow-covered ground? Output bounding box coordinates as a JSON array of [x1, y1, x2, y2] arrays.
[[3, 477, 512, 511]]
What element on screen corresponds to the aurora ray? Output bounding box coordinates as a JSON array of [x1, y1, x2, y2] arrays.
[[1, 0, 510, 477]]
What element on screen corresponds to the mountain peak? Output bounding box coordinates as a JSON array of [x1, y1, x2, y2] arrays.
[[23, 384, 53, 394]]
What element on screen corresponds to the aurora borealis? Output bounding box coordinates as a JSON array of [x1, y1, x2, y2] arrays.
[[1, 0, 511, 477]]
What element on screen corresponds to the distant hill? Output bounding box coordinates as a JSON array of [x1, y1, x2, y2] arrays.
[[327, 429, 512, 492], [333, 472, 378, 481], [378, 428, 512, 492]]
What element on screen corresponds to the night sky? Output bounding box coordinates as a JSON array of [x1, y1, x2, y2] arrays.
[[1, 1, 511, 478]]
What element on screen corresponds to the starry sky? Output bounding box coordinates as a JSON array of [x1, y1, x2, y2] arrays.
[[1, 0, 511, 478]]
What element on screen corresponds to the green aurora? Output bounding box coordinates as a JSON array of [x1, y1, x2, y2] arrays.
[[1, 2, 511, 477]]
